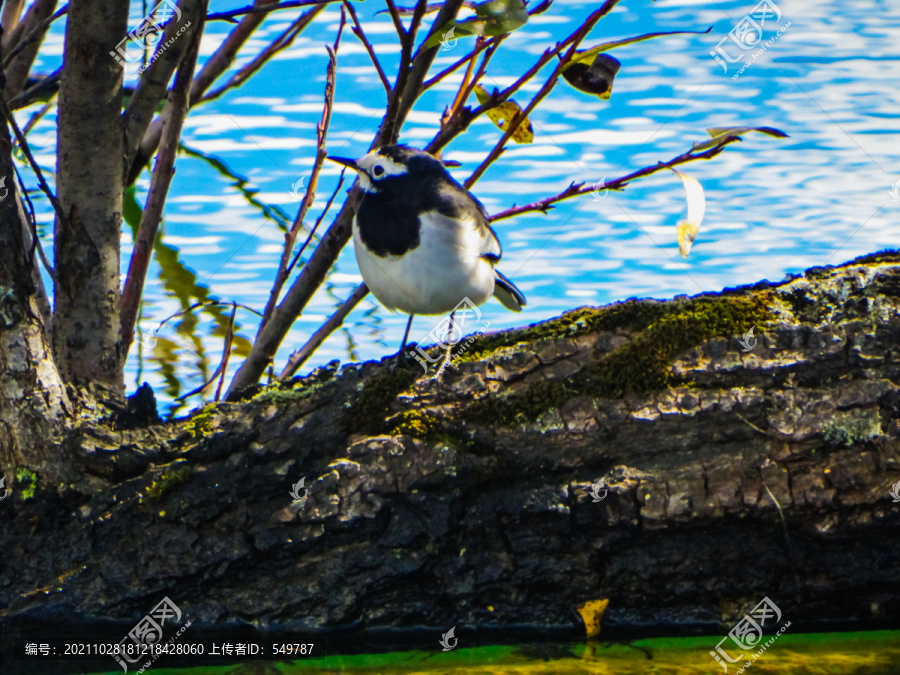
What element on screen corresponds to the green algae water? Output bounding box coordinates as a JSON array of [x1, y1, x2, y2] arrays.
[[74, 631, 899, 674]]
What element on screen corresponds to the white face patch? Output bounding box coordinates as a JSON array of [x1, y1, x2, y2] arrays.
[[355, 150, 408, 191]]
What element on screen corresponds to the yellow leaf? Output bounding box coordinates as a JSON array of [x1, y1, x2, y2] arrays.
[[576, 598, 609, 638], [670, 168, 706, 258], [473, 84, 534, 144]]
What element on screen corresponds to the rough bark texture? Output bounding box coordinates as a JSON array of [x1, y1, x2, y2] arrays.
[[0, 100, 69, 489], [2, 252, 899, 655], [53, 0, 129, 392]]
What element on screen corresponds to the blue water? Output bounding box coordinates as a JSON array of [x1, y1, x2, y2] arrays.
[[21, 0, 900, 410]]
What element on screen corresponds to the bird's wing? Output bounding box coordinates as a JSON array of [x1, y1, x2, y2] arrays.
[[448, 183, 502, 262]]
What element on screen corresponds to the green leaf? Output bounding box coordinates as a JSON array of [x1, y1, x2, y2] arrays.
[[561, 54, 620, 99], [426, 0, 528, 48], [473, 84, 533, 143], [561, 28, 713, 73], [690, 126, 789, 153]]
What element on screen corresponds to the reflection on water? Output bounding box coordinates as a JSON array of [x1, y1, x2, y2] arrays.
[[21, 0, 900, 407]]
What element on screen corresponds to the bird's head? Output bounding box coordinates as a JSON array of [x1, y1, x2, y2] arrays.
[[327, 145, 452, 192]]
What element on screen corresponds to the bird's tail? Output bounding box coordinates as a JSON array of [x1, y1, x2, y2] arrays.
[[493, 269, 526, 312]]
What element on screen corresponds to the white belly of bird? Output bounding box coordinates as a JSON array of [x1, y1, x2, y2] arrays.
[[353, 211, 496, 316]]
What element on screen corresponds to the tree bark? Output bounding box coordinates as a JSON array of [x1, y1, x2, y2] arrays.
[[1, 252, 898, 652], [53, 0, 129, 392], [0, 93, 69, 496]]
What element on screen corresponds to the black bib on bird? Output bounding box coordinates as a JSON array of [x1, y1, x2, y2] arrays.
[[356, 158, 490, 259]]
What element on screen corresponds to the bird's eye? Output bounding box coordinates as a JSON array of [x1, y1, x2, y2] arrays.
[[372, 165, 385, 177]]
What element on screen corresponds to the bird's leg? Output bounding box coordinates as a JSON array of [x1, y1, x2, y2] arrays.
[[398, 314, 415, 363], [434, 310, 456, 378]]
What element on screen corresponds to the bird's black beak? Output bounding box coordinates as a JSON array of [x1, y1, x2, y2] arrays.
[[327, 156, 359, 171]]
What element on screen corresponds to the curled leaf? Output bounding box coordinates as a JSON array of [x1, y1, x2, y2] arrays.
[[671, 168, 705, 258], [691, 126, 789, 153], [426, 0, 528, 48], [473, 84, 533, 144], [561, 53, 621, 99], [576, 598, 609, 639]]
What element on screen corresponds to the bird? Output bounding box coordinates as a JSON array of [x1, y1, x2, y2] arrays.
[[327, 144, 526, 362]]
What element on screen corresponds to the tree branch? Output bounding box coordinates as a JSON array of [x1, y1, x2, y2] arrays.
[[2, 0, 58, 102], [123, 0, 205, 178], [206, 0, 340, 22], [197, 6, 322, 104], [121, 0, 208, 354], [225, 0, 469, 396], [344, 0, 391, 96], [259, 17, 343, 332], [279, 282, 368, 380], [488, 138, 739, 222]]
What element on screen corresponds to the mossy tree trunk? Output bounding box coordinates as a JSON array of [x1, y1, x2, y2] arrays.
[[1, 252, 899, 649]]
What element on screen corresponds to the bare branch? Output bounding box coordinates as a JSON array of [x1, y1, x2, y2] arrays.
[[121, 1, 208, 353], [207, 0, 340, 22], [1, 3, 66, 69], [423, 36, 493, 90], [123, 0, 206, 176], [226, 0, 470, 396], [488, 138, 739, 222], [425, 1, 622, 157], [384, 0, 406, 40], [464, 1, 619, 187], [0, 98, 67, 229], [128, 0, 322, 184], [344, 0, 391, 96], [279, 283, 368, 380], [197, 7, 322, 104], [2, 0, 58, 102], [285, 169, 346, 280], [259, 16, 343, 331]]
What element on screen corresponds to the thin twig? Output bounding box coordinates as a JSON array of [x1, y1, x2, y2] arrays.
[[198, 7, 323, 104], [1, 3, 66, 68], [425, 2, 622, 157], [344, 0, 391, 96], [121, 2, 208, 352], [11, 162, 54, 281], [488, 138, 740, 222], [259, 13, 344, 332], [465, 1, 619, 188], [280, 282, 369, 379], [384, 0, 406, 40], [0, 98, 67, 228], [206, 0, 340, 22], [422, 36, 493, 90], [285, 170, 345, 279]]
